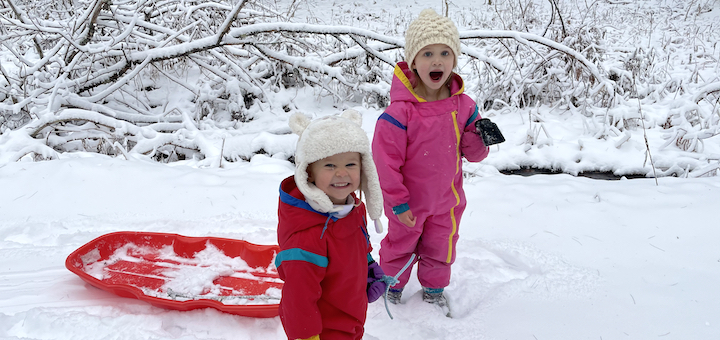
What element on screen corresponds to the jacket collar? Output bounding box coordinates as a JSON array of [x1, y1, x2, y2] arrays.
[[280, 176, 359, 221]]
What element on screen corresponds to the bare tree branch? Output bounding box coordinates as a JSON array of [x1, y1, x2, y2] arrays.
[[216, 0, 249, 45]]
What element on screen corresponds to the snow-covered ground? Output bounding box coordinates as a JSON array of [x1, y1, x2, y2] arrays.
[[2, 0, 720, 339], [2, 152, 719, 339]]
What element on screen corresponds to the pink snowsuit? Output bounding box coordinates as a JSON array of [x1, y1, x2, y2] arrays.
[[372, 62, 489, 289]]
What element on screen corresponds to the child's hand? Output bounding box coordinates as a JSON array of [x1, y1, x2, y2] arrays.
[[367, 262, 387, 303], [398, 210, 416, 227]]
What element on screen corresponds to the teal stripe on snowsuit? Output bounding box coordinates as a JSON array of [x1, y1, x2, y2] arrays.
[[275, 248, 328, 268]]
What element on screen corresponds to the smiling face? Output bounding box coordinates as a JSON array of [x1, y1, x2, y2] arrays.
[[411, 44, 455, 98], [307, 152, 362, 205]]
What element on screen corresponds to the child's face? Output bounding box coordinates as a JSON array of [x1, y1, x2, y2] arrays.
[[411, 44, 455, 91], [307, 152, 362, 205]]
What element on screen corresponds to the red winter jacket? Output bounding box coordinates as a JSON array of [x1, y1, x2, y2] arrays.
[[276, 176, 372, 340]]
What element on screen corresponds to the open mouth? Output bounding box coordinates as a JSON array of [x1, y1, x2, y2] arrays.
[[429, 71, 444, 81], [331, 183, 349, 188]]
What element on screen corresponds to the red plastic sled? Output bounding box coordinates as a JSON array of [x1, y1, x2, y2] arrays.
[[66, 231, 282, 318]]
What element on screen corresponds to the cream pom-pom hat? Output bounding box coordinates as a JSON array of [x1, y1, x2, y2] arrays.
[[404, 8, 461, 68]]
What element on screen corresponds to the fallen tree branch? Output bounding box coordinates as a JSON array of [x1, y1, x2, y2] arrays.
[[693, 81, 720, 103]]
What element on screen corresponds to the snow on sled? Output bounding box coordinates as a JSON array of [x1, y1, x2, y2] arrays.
[[66, 231, 282, 318]]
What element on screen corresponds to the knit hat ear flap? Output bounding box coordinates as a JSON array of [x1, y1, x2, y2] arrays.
[[290, 112, 335, 214], [359, 153, 384, 233]]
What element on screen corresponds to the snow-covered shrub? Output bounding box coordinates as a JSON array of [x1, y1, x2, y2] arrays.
[[0, 0, 402, 166], [0, 0, 718, 177], [453, 0, 720, 177]]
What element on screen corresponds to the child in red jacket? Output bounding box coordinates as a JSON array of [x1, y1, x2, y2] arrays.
[[276, 110, 386, 340]]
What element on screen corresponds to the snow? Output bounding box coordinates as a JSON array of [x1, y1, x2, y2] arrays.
[[2, 139, 720, 340], [77, 241, 281, 305], [2, 0, 720, 339]]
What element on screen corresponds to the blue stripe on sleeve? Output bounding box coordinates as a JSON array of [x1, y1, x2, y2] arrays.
[[275, 248, 328, 268], [465, 105, 479, 128], [378, 112, 407, 130]]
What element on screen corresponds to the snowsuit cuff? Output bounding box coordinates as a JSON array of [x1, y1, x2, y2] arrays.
[[392, 203, 410, 215]]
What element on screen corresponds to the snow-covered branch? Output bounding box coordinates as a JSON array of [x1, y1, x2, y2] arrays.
[[461, 29, 611, 91], [0, 0, 400, 164], [0, 0, 717, 177]]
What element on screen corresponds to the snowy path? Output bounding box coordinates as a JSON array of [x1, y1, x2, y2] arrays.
[[1, 158, 719, 339]]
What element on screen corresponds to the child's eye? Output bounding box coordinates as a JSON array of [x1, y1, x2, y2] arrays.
[[324, 164, 336, 169], [346, 163, 358, 167], [441, 51, 450, 56], [423, 51, 432, 57]]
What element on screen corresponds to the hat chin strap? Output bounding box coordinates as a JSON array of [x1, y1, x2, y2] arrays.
[[300, 182, 337, 214], [295, 164, 336, 214]]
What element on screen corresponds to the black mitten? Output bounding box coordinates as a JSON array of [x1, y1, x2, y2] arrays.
[[475, 118, 505, 146]]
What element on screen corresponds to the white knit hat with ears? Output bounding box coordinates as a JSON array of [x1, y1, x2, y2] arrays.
[[404, 8, 461, 68], [289, 110, 384, 233]]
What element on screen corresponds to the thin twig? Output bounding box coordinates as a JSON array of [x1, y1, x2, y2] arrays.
[[219, 137, 226, 168], [633, 73, 659, 185]]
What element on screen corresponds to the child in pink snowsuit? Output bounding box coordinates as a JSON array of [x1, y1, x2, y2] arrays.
[[372, 9, 489, 311]]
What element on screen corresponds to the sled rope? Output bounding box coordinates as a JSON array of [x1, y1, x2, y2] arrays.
[[380, 253, 416, 320]]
